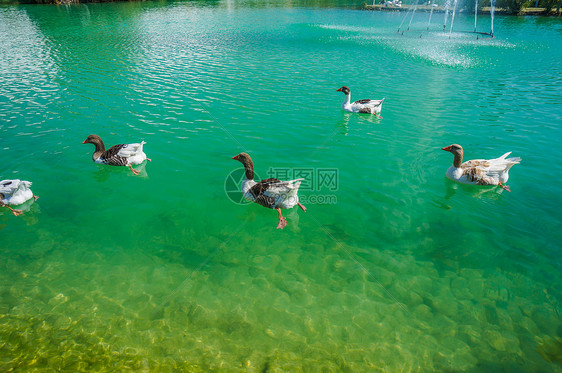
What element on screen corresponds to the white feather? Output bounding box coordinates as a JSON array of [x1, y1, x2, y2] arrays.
[[0, 179, 34, 206], [446, 152, 521, 185], [241, 179, 257, 201], [118, 141, 147, 165], [264, 178, 304, 209]]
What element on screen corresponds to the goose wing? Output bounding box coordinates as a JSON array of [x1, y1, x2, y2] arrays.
[[0, 179, 31, 196], [353, 98, 384, 107], [116, 141, 146, 158], [264, 178, 304, 198], [100, 144, 129, 166], [249, 178, 281, 208], [461, 153, 521, 184], [0, 180, 19, 196], [461, 160, 494, 184], [249, 178, 304, 208]]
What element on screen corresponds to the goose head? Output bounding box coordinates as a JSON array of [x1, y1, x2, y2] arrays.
[[336, 86, 351, 95], [232, 152, 255, 180], [442, 144, 464, 167], [83, 134, 106, 158], [83, 134, 102, 144], [82, 134, 105, 147]]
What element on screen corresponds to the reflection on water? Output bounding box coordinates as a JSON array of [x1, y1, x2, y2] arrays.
[[90, 161, 149, 182]]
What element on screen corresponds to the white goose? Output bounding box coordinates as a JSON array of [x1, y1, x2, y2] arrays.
[[232, 152, 306, 229], [337, 86, 385, 117], [83, 134, 150, 175], [442, 144, 521, 192], [0, 179, 38, 216]]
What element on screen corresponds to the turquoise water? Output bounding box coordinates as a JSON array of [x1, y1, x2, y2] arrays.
[[1, 0, 561, 371]]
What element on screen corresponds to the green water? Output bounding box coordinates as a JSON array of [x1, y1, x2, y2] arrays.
[[1, 0, 561, 371]]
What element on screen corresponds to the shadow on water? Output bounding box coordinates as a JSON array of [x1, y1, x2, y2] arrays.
[[91, 162, 148, 182], [433, 178, 505, 208]]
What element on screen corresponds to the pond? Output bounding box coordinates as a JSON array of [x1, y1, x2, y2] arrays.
[[0, 0, 561, 371]]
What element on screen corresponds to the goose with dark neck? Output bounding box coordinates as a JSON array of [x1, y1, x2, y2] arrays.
[[336, 86, 385, 117], [83, 134, 151, 175], [442, 144, 521, 192], [232, 152, 306, 230]]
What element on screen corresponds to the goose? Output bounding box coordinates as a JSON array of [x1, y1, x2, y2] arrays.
[[337, 86, 385, 117], [83, 134, 151, 175], [442, 144, 521, 192], [232, 152, 306, 229], [0, 179, 38, 216]]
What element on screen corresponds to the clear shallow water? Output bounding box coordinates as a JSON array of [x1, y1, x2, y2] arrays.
[[1, 1, 561, 371]]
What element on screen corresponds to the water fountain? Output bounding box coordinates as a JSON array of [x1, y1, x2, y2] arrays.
[[490, 0, 495, 36], [443, 0, 451, 31], [427, 3, 436, 30], [473, 0, 495, 37], [397, 1, 414, 33], [407, 0, 419, 31], [449, 0, 458, 38], [474, 0, 479, 32], [397, 0, 495, 38]]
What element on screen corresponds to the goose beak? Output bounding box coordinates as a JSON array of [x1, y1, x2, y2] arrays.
[[336, 88, 342, 92], [82, 140, 88, 144], [232, 155, 239, 160], [442, 146, 452, 152]]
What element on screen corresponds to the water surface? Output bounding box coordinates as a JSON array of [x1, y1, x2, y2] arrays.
[[0, 1, 561, 371]]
